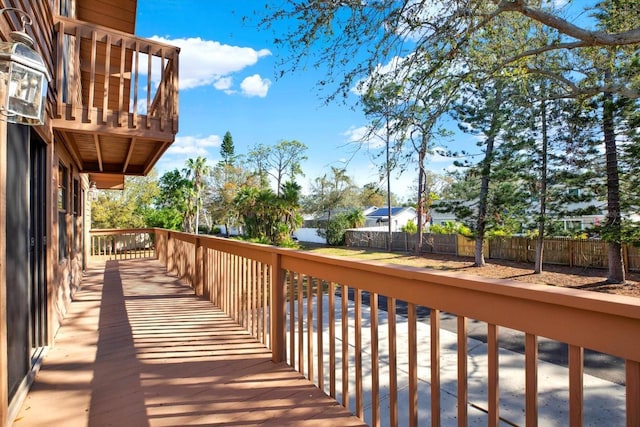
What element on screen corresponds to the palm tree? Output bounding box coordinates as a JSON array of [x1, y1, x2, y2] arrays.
[[345, 208, 366, 229], [279, 181, 303, 242], [184, 156, 210, 234]]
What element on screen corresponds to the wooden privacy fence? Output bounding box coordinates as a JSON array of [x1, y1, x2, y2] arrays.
[[346, 231, 458, 254], [134, 228, 640, 426], [346, 230, 640, 271]]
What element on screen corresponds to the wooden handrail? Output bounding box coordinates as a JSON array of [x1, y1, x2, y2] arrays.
[[109, 228, 640, 425]]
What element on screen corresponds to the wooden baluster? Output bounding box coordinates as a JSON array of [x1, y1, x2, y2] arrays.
[[146, 45, 152, 128], [132, 41, 139, 128], [88, 31, 97, 121], [341, 284, 349, 410], [569, 345, 584, 427], [307, 275, 314, 382], [355, 289, 363, 419], [329, 281, 336, 398], [118, 37, 126, 127], [627, 360, 640, 427], [317, 279, 324, 390], [289, 272, 295, 368], [526, 333, 538, 427], [457, 316, 468, 427], [408, 303, 418, 426], [55, 22, 64, 118], [297, 273, 304, 374], [431, 308, 441, 426], [488, 324, 499, 427], [370, 292, 380, 427], [270, 252, 286, 363], [388, 297, 398, 427], [102, 34, 111, 123]]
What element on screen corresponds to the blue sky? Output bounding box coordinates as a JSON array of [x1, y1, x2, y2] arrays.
[[135, 1, 455, 200], [134, 1, 590, 200]]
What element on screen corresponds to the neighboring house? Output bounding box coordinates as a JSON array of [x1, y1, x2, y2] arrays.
[[296, 206, 416, 243], [298, 207, 379, 243], [364, 207, 417, 231], [302, 206, 378, 228], [0, 2, 180, 424], [429, 208, 459, 227]]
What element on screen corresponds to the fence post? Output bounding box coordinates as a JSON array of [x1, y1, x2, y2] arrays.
[[270, 252, 286, 363], [623, 244, 630, 273], [569, 239, 574, 268]]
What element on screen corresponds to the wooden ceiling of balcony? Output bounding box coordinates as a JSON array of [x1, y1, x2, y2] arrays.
[[76, 0, 137, 34]]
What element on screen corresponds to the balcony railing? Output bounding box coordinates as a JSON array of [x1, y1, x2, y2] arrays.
[[90, 228, 156, 260], [54, 16, 179, 137], [89, 229, 640, 426]]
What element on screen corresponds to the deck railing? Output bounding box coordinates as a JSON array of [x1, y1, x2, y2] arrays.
[[93, 228, 640, 426], [90, 228, 156, 260]]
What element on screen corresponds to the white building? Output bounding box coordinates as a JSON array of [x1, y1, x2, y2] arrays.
[[364, 207, 417, 231]]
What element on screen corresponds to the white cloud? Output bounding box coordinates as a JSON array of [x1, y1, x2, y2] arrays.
[[430, 146, 452, 163], [395, 1, 448, 42], [166, 134, 222, 156], [342, 126, 369, 143], [150, 36, 271, 91], [546, 0, 570, 8], [240, 74, 272, 97], [155, 134, 222, 174], [351, 55, 408, 96], [214, 77, 233, 91]]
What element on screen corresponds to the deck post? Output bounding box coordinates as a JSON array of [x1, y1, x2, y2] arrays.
[[195, 237, 203, 296], [166, 231, 173, 273], [270, 252, 286, 363]]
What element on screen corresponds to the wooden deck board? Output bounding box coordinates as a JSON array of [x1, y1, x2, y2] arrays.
[[14, 259, 365, 426]]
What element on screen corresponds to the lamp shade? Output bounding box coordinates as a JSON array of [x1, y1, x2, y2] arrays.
[[0, 36, 48, 125]]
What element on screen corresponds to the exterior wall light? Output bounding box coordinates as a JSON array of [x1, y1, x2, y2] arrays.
[[89, 181, 98, 201], [0, 8, 49, 126]]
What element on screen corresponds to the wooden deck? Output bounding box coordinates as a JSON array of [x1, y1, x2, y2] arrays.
[[13, 259, 365, 426]]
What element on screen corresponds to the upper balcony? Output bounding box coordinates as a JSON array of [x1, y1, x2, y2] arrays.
[[52, 16, 180, 188]]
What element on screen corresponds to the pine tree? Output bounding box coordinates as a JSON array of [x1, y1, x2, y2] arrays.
[[219, 131, 236, 167]]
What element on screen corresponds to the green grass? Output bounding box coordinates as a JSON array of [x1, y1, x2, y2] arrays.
[[297, 243, 426, 266]]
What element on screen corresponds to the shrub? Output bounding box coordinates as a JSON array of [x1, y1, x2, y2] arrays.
[[401, 219, 418, 234], [430, 221, 472, 237], [318, 214, 350, 246]]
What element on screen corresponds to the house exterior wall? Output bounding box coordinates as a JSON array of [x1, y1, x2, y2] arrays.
[[0, 1, 179, 422], [50, 140, 85, 334], [1, 1, 92, 424], [293, 227, 326, 244]]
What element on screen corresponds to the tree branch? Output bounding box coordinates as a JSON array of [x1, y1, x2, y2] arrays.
[[496, 0, 640, 46]]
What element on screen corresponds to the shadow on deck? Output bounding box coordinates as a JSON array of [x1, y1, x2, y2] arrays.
[[14, 259, 364, 426]]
